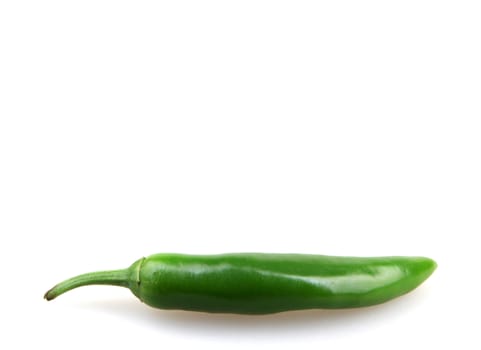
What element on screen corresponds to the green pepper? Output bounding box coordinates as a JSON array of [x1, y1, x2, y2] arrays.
[[45, 253, 436, 314]]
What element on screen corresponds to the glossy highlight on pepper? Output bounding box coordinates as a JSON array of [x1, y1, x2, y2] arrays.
[[44, 253, 436, 314]]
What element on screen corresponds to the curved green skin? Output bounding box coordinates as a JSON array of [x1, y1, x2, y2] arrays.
[[45, 253, 436, 314]]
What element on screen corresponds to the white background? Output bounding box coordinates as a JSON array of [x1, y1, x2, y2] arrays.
[[1, 1, 480, 349]]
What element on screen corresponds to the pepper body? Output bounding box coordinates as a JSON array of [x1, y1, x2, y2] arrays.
[[45, 253, 436, 314]]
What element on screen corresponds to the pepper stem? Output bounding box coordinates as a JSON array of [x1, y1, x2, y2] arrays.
[[44, 269, 130, 301]]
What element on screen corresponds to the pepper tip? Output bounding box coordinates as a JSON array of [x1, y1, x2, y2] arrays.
[[44, 289, 55, 301]]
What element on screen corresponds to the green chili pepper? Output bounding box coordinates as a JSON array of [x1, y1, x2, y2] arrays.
[[45, 253, 436, 314]]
